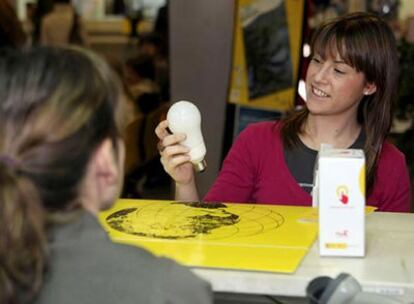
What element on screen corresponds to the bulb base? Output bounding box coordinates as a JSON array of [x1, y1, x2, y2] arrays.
[[193, 159, 207, 173]]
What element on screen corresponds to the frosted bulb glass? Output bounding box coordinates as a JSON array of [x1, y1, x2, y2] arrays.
[[167, 100, 207, 172]]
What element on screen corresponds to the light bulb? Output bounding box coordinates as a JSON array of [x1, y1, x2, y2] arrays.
[[167, 100, 207, 172]]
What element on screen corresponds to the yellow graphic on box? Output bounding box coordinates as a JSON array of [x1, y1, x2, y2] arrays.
[[325, 243, 348, 249], [336, 185, 348, 197], [359, 164, 365, 196], [99, 199, 318, 273], [336, 185, 349, 205]]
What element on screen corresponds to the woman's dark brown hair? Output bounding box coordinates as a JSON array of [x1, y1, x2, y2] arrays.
[[281, 12, 399, 194], [0, 47, 125, 303]]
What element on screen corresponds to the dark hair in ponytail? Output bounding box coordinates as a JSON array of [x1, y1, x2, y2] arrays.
[[0, 47, 126, 303], [0, 162, 46, 303]]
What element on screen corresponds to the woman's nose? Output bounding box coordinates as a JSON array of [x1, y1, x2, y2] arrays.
[[313, 65, 330, 83]]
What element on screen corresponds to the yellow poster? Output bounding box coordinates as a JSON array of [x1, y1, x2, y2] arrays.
[[99, 199, 318, 273], [229, 0, 304, 111]]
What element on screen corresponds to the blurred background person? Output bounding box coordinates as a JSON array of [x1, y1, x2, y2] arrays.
[[137, 33, 169, 101], [32, 0, 53, 45], [40, 0, 89, 46], [125, 0, 143, 41], [125, 54, 159, 105], [0, 0, 27, 49]]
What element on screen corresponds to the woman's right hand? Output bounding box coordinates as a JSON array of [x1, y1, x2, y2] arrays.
[[155, 120, 195, 186]]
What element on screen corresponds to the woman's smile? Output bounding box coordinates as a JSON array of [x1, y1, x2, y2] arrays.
[[311, 85, 330, 98]]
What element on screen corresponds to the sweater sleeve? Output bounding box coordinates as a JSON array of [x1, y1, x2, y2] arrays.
[[372, 143, 412, 212], [204, 124, 258, 203]]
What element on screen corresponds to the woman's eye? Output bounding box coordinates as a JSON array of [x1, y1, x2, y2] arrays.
[[334, 68, 345, 74], [311, 57, 321, 63]]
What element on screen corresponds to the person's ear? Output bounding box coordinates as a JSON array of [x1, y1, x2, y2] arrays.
[[363, 82, 377, 96], [86, 138, 123, 213]]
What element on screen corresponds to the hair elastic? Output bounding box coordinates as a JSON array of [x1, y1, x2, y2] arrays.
[[0, 154, 19, 169]]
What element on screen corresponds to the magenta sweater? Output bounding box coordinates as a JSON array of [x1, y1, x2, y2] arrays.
[[204, 121, 411, 212]]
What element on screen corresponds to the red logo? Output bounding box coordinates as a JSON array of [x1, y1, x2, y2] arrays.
[[336, 229, 349, 238], [336, 186, 349, 205]]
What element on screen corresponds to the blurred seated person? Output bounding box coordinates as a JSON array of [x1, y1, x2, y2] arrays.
[[153, 1, 168, 48], [125, 54, 160, 103], [105, 54, 140, 125], [111, 0, 125, 15], [122, 55, 169, 197], [40, 0, 89, 46], [32, 0, 53, 44], [0, 0, 27, 48], [124, 0, 143, 40], [138, 33, 170, 100], [0, 46, 212, 303]]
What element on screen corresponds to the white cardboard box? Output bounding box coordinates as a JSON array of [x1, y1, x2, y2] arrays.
[[318, 149, 365, 257]]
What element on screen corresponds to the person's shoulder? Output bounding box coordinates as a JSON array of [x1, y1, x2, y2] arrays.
[[155, 257, 213, 304], [74, 217, 166, 270], [116, 246, 177, 276], [43, 222, 193, 302], [377, 140, 407, 174], [105, 242, 208, 293], [106, 239, 162, 266], [380, 140, 406, 161], [241, 120, 282, 136], [235, 121, 282, 150]]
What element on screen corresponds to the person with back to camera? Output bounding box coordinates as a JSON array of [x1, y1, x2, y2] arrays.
[[0, 47, 212, 304], [156, 12, 411, 213]]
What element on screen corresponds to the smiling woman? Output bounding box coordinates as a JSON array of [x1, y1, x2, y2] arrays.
[[281, 12, 399, 196], [305, 53, 373, 120], [155, 12, 411, 213], [279, 12, 409, 212]]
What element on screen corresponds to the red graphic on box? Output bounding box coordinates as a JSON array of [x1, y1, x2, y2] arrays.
[[335, 229, 349, 238], [336, 186, 349, 205]]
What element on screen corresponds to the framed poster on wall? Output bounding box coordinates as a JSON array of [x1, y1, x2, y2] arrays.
[[229, 0, 304, 111]]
